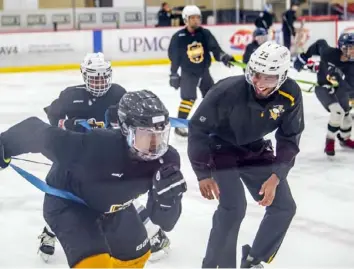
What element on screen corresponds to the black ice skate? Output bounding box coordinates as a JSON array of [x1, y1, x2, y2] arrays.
[[174, 127, 188, 137], [241, 244, 264, 268], [38, 226, 56, 262], [149, 229, 170, 261]]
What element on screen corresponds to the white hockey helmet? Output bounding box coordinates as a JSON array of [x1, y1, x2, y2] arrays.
[[245, 41, 291, 97], [182, 5, 201, 23], [80, 52, 112, 97]]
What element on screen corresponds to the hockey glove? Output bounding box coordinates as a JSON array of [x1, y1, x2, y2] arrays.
[[169, 73, 180, 90], [105, 105, 119, 128], [220, 53, 235, 67], [0, 139, 11, 169], [293, 53, 308, 72], [327, 65, 345, 87], [152, 164, 187, 208]]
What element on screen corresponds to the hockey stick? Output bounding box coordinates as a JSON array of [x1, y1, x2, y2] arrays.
[[12, 157, 51, 166]]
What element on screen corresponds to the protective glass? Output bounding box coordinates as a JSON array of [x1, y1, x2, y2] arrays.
[[127, 124, 170, 160]]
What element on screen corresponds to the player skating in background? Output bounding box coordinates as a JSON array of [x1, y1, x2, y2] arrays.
[[294, 33, 354, 156], [188, 41, 303, 268], [243, 27, 269, 70], [168, 5, 235, 137], [39, 53, 171, 262], [0, 90, 186, 268]]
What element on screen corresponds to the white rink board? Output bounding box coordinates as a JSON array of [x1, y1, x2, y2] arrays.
[[0, 31, 92, 68], [0, 21, 350, 69]]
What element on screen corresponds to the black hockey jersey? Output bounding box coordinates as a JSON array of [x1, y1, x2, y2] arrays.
[[188, 75, 304, 182], [168, 27, 225, 75], [44, 83, 126, 126]]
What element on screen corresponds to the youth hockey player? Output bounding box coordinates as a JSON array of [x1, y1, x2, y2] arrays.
[[0, 90, 187, 268], [188, 41, 303, 268], [168, 5, 235, 137], [39, 54, 172, 262], [294, 33, 354, 156], [243, 27, 268, 68]]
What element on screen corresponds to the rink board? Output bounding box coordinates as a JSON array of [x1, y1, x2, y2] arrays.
[[0, 20, 349, 73]]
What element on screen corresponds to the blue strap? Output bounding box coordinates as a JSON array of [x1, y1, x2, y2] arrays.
[[79, 117, 189, 130], [9, 163, 87, 205], [9, 117, 189, 205]]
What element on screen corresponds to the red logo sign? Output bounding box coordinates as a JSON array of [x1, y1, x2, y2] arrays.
[[230, 29, 253, 50]]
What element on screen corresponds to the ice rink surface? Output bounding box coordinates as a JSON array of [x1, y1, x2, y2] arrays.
[[0, 63, 354, 268]]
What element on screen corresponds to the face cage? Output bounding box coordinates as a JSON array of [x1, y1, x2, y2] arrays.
[[245, 65, 287, 97], [341, 44, 354, 61], [82, 69, 112, 97], [126, 124, 171, 161]]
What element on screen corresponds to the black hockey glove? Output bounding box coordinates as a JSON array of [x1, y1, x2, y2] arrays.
[[293, 53, 308, 72], [105, 105, 119, 128], [169, 73, 180, 90], [0, 139, 11, 169], [152, 164, 187, 208], [220, 53, 235, 67], [327, 65, 345, 87]]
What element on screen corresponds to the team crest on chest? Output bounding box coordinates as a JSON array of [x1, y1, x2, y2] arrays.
[[187, 41, 204, 64], [269, 105, 285, 120]]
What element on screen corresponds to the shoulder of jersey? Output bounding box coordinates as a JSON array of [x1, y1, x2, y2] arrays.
[[279, 78, 302, 101], [60, 84, 87, 97], [321, 47, 341, 62], [162, 145, 181, 166]]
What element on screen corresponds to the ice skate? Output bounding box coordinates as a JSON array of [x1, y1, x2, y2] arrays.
[[38, 226, 56, 262], [149, 229, 170, 262], [337, 133, 354, 149], [324, 138, 335, 156], [240, 244, 264, 268]]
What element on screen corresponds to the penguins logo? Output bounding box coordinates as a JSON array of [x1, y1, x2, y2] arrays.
[[269, 105, 285, 120], [187, 41, 204, 64]]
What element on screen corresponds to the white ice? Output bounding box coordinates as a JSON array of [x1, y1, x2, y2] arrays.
[[0, 63, 354, 268]]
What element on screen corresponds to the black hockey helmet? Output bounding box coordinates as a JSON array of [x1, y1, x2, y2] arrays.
[[118, 90, 170, 160], [338, 32, 354, 61]]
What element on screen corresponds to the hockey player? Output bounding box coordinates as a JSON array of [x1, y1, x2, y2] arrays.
[[188, 41, 303, 268], [294, 33, 354, 156], [168, 5, 235, 137], [0, 90, 187, 268], [282, 0, 299, 50], [254, 4, 273, 31], [39, 53, 172, 262], [243, 27, 268, 68]]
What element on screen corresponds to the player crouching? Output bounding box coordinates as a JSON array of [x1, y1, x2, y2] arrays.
[[294, 34, 354, 156], [0, 90, 186, 268]]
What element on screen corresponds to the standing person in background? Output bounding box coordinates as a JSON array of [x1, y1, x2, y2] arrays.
[[255, 4, 274, 31], [156, 2, 174, 27], [282, 0, 300, 50], [168, 5, 235, 137]]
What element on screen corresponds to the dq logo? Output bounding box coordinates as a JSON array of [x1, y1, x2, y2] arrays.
[[229, 29, 253, 50]]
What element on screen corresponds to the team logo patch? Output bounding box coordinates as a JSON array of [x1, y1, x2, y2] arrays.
[[269, 105, 285, 120], [187, 41, 204, 64]]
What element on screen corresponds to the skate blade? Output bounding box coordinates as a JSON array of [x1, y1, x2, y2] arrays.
[[148, 247, 170, 263]]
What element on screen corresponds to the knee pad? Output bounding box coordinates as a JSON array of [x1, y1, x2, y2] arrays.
[[111, 250, 151, 268], [74, 253, 111, 268], [328, 102, 345, 127]]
